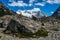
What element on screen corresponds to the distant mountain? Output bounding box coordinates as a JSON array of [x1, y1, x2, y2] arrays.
[[32, 11, 47, 18], [17, 10, 47, 18], [0, 2, 16, 17], [52, 7, 60, 17]]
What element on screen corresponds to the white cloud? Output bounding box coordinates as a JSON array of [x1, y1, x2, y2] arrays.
[[8, 0, 60, 7], [32, 8, 40, 11], [28, 0, 36, 6], [29, 3, 32, 6], [8, 1, 28, 6], [35, 2, 45, 6], [8, 0, 46, 7], [46, 0, 60, 4], [29, 0, 35, 3]]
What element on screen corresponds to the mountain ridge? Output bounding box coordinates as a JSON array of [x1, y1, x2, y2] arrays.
[[52, 7, 60, 17], [0, 2, 60, 40], [0, 2, 16, 17]]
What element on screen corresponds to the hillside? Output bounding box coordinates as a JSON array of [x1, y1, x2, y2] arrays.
[[0, 2, 60, 40]]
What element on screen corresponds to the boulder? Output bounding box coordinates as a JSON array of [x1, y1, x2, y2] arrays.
[[7, 19, 32, 34]]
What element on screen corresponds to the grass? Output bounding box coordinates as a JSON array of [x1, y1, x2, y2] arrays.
[[33, 27, 48, 37]]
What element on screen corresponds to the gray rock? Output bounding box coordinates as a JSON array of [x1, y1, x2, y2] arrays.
[[12, 15, 42, 33], [7, 19, 32, 34]]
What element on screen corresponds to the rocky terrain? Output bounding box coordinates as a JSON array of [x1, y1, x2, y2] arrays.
[[0, 2, 60, 40]]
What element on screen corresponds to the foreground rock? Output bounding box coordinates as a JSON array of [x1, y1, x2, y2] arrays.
[[12, 15, 42, 33], [7, 19, 32, 34]]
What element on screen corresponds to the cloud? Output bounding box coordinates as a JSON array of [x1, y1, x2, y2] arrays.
[[8, 0, 46, 7], [28, 0, 36, 6], [8, 0, 34, 7], [31, 8, 40, 11], [29, 3, 33, 6], [8, 0, 60, 7], [8, 1, 28, 6], [29, 0, 35, 3], [46, 0, 60, 4], [35, 2, 45, 6], [29, 0, 46, 6]]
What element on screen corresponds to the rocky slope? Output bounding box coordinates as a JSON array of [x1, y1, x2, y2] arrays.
[[0, 2, 60, 40], [0, 2, 16, 17]]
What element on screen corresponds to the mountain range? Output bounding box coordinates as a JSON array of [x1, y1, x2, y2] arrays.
[[16, 9, 47, 18], [0, 2, 60, 40]]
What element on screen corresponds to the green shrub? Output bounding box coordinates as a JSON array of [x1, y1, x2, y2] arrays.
[[0, 36, 2, 39], [34, 27, 48, 37]]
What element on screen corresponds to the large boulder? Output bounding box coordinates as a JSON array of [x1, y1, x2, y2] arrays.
[[13, 15, 42, 33], [7, 19, 32, 34]]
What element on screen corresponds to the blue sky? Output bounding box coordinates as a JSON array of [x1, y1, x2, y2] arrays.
[[0, 0, 60, 16]]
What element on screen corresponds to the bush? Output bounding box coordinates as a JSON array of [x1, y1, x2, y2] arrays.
[[34, 27, 48, 37], [0, 36, 2, 39]]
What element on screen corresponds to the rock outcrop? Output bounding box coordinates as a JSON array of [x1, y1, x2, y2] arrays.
[[52, 7, 60, 17], [5, 15, 41, 33], [7, 19, 32, 34], [0, 2, 16, 17]]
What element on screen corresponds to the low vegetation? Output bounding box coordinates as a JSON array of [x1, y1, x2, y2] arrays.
[[33, 27, 48, 37], [3, 27, 48, 38], [0, 36, 2, 39]]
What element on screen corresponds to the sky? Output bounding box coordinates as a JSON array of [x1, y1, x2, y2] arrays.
[[0, 0, 60, 16]]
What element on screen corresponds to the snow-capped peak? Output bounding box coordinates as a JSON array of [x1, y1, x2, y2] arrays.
[[16, 8, 47, 18]]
